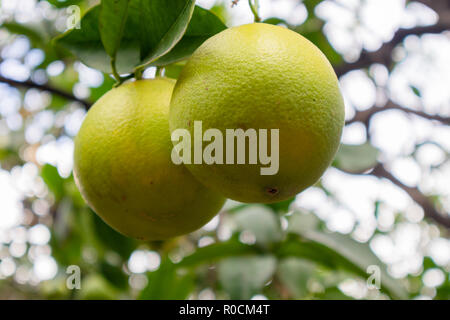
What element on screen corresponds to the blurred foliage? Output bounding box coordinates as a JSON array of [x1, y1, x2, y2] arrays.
[[0, 0, 448, 301]]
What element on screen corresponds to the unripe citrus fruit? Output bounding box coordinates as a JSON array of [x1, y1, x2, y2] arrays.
[[74, 78, 225, 240], [169, 23, 345, 203]]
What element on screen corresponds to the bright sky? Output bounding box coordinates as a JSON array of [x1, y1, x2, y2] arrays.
[[0, 0, 449, 298]]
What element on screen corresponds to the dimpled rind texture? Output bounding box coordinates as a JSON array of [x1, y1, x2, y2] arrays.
[[169, 23, 345, 203], [74, 79, 225, 240]]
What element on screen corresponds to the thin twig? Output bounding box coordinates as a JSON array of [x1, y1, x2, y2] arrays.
[[334, 23, 450, 77], [0, 75, 92, 109], [248, 0, 261, 22], [340, 163, 450, 229], [345, 100, 450, 126], [370, 163, 450, 229], [110, 57, 121, 83], [155, 66, 164, 77]]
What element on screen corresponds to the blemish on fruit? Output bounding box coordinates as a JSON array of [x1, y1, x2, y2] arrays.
[[266, 187, 279, 195]]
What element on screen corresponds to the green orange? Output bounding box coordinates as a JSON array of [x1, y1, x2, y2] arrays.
[[169, 23, 345, 203], [74, 78, 225, 240]]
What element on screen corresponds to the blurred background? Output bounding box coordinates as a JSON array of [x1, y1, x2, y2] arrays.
[[0, 0, 449, 300]]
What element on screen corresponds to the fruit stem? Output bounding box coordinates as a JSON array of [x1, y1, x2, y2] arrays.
[[113, 74, 134, 87], [155, 66, 164, 77], [111, 57, 134, 87], [134, 66, 144, 80], [248, 0, 261, 22], [110, 57, 121, 82]]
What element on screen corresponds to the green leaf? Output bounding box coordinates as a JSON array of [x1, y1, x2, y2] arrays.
[[54, 2, 222, 74], [435, 278, 450, 300], [49, 216, 84, 266], [54, 6, 122, 73], [152, 6, 227, 66], [177, 238, 258, 268], [164, 61, 186, 79], [133, 0, 196, 67], [91, 211, 137, 259], [409, 85, 422, 98], [40, 277, 71, 299], [277, 258, 316, 299], [46, 0, 83, 8], [218, 255, 277, 299], [2, 22, 45, 46], [333, 143, 379, 173], [300, 28, 342, 65], [302, 0, 324, 13], [265, 197, 295, 213], [317, 286, 354, 300], [139, 258, 194, 300], [210, 3, 229, 23], [262, 17, 287, 26], [290, 14, 342, 65], [100, 260, 129, 290], [77, 274, 119, 300], [231, 205, 283, 247], [41, 164, 64, 200], [284, 212, 408, 299], [89, 73, 115, 101], [287, 211, 320, 235], [99, 0, 131, 59]]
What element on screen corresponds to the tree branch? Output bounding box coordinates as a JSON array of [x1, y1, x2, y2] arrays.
[[340, 163, 450, 229], [0, 75, 92, 109], [345, 100, 450, 126], [334, 23, 450, 77], [370, 163, 450, 229], [412, 0, 450, 19], [335, 3, 450, 230]]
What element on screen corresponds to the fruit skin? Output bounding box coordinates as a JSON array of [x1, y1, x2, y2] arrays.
[[169, 23, 345, 203], [74, 78, 225, 240]]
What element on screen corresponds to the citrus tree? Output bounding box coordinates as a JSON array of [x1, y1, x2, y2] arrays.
[[0, 0, 449, 300]]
